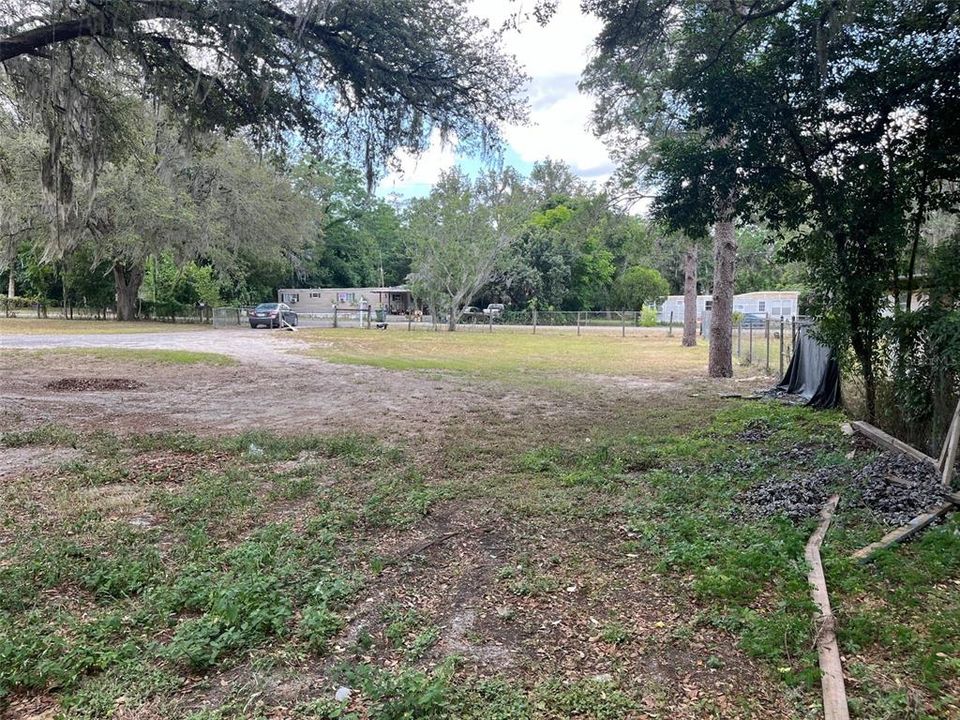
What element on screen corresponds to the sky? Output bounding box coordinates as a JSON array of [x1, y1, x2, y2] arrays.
[[377, 0, 610, 201]]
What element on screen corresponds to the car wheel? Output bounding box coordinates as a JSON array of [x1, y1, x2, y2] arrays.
[[249, 322, 257, 328]]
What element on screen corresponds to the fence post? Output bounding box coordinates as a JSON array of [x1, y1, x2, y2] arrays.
[[737, 318, 742, 358], [748, 322, 754, 364], [765, 313, 771, 373], [668, 311, 673, 336], [408, 314, 412, 331], [533, 308, 538, 335], [577, 311, 581, 336], [488, 312, 493, 333], [333, 307, 338, 328], [621, 310, 626, 337], [779, 317, 785, 377]]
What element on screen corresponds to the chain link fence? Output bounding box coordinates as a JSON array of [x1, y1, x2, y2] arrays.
[[725, 313, 811, 376], [213, 304, 805, 376]]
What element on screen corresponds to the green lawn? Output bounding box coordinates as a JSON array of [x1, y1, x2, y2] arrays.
[[298, 328, 715, 379]]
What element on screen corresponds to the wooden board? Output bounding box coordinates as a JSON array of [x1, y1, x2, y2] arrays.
[[805, 495, 850, 720], [940, 398, 960, 488], [851, 421, 938, 467], [851, 502, 955, 563]]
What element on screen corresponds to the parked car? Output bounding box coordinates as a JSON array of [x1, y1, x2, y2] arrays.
[[249, 302, 298, 328], [461, 306, 485, 322], [483, 303, 506, 317], [737, 312, 768, 328]]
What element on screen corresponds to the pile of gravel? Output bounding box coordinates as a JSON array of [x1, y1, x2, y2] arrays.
[[737, 419, 773, 443], [781, 443, 820, 468], [45, 377, 145, 392], [851, 452, 948, 526], [739, 466, 842, 521], [740, 450, 948, 525]]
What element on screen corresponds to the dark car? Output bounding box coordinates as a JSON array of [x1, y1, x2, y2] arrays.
[[738, 312, 769, 328], [461, 306, 485, 322], [249, 303, 298, 328]]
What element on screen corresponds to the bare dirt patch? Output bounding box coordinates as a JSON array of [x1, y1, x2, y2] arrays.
[[1, 334, 688, 456], [0, 446, 82, 479]]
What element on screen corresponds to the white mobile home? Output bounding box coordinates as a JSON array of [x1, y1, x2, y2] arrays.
[[277, 286, 415, 314], [658, 291, 800, 323]]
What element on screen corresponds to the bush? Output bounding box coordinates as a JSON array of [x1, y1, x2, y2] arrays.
[[873, 235, 960, 454], [1, 295, 37, 316], [640, 307, 658, 326]]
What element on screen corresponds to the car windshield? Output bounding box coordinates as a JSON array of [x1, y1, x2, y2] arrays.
[[256, 303, 279, 310]]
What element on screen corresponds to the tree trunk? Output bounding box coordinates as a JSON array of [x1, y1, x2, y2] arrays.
[[682, 245, 698, 347], [447, 301, 457, 331], [6, 270, 14, 299], [708, 210, 737, 377], [113, 262, 144, 321]]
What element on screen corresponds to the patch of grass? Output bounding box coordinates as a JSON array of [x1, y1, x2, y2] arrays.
[[363, 468, 450, 528], [298, 328, 713, 380], [0, 423, 80, 447], [51, 347, 236, 365], [497, 561, 560, 598], [0, 393, 956, 717], [380, 606, 440, 659], [537, 678, 639, 719], [342, 660, 455, 720], [0, 318, 211, 335], [600, 621, 629, 645]]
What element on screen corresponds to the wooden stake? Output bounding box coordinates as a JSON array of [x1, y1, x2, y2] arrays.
[[939, 398, 960, 489], [805, 495, 849, 720]]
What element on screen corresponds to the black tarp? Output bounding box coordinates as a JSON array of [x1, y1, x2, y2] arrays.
[[776, 326, 842, 408]]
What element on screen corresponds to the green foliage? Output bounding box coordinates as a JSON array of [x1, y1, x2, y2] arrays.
[[613, 265, 669, 310], [298, 605, 344, 655], [363, 468, 447, 528], [570, 235, 617, 310], [583, 0, 960, 419], [537, 678, 639, 719], [292, 159, 406, 289], [3, 1, 526, 189], [406, 168, 530, 328], [345, 662, 456, 720], [874, 232, 960, 453], [141, 254, 222, 318]]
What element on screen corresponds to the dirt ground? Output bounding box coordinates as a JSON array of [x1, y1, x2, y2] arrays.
[[1, 328, 728, 444], [1, 327, 836, 720]]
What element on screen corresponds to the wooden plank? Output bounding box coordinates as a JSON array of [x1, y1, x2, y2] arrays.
[[851, 503, 955, 563], [940, 398, 960, 488], [851, 421, 937, 467], [938, 397, 960, 470], [805, 495, 849, 720]]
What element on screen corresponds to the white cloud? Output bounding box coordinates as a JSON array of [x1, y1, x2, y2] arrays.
[[381, 0, 612, 196], [481, 0, 602, 78], [380, 129, 458, 196], [504, 74, 612, 180], [477, 0, 611, 180]]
